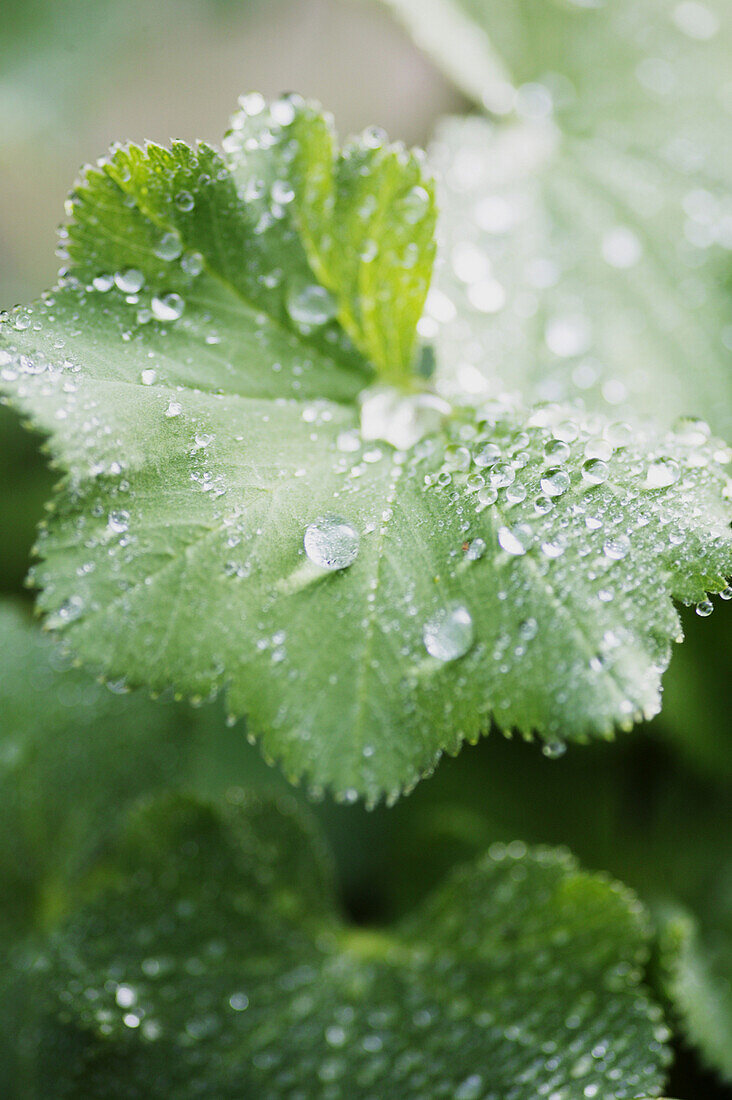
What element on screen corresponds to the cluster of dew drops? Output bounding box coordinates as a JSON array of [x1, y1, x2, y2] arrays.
[[302, 394, 731, 698]]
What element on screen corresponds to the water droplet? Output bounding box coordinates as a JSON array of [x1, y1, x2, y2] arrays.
[[542, 741, 566, 759], [498, 525, 528, 556], [271, 95, 297, 127], [673, 0, 719, 40], [465, 538, 487, 561], [423, 604, 474, 662], [108, 510, 130, 534], [181, 251, 204, 277], [165, 400, 182, 418], [400, 185, 431, 224], [644, 458, 681, 490], [286, 282, 337, 329], [304, 516, 360, 571], [545, 314, 592, 357], [359, 386, 450, 450], [114, 269, 145, 294], [151, 293, 185, 322], [154, 232, 183, 261], [544, 439, 570, 463], [540, 468, 571, 497], [582, 458, 609, 485], [601, 226, 642, 268], [140, 368, 157, 386], [603, 535, 631, 560], [673, 416, 711, 447], [455, 1075, 483, 1100], [92, 274, 114, 292], [695, 598, 714, 617], [490, 461, 516, 488], [474, 443, 501, 468], [175, 190, 195, 212]]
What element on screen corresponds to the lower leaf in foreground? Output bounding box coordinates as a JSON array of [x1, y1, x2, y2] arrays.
[[30, 794, 671, 1099]]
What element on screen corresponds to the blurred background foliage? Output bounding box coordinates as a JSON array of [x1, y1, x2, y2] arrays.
[[0, 1, 729, 1096]]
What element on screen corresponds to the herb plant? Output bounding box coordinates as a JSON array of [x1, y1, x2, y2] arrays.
[[0, 0, 730, 1096]]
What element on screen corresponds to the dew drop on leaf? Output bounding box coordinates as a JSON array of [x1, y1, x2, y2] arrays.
[[581, 458, 609, 485], [540, 468, 571, 497], [174, 190, 195, 212], [286, 282, 338, 329], [423, 604, 474, 662], [695, 598, 714, 617], [603, 535, 631, 560], [542, 741, 567, 759], [114, 269, 145, 294], [154, 232, 183, 262], [498, 526, 528, 556], [644, 458, 681, 489], [151, 293, 185, 322], [304, 516, 360, 571], [465, 538, 487, 561]]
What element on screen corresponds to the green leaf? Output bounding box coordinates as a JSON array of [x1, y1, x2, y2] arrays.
[[280, 102, 437, 385], [656, 874, 732, 1084], [0, 600, 278, 946], [1, 96, 731, 804], [29, 794, 671, 1098], [385, 0, 732, 439]]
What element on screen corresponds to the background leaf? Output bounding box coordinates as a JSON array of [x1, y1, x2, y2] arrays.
[[24, 793, 671, 1099], [656, 874, 732, 1084], [383, 0, 732, 438]]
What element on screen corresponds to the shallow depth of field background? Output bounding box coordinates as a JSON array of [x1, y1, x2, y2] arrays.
[[0, 3, 730, 1097]]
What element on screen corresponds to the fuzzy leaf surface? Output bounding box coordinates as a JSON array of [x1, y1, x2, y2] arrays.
[[29, 794, 671, 1099], [1, 98, 731, 803]]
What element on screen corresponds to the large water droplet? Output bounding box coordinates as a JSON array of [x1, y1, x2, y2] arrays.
[[423, 604, 474, 662], [498, 525, 529, 556], [304, 516, 360, 571]]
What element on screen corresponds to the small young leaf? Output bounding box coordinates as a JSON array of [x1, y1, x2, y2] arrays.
[[1, 97, 731, 803], [277, 101, 437, 385], [30, 794, 671, 1098]]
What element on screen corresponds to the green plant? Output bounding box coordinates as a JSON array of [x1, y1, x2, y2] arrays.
[[0, 0, 730, 1096]]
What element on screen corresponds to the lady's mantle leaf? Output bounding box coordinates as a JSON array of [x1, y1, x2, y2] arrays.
[[0, 97, 731, 803], [386, 0, 732, 439], [32, 794, 671, 1099]]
